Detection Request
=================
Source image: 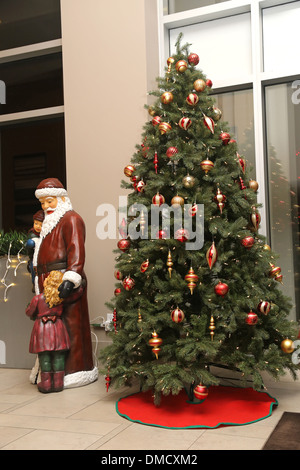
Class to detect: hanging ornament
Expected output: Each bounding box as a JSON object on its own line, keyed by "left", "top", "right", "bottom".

{"left": 171, "top": 195, "right": 184, "bottom": 207}
{"left": 250, "top": 206, "right": 261, "bottom": 231}
{"left": 131, "top": 175, "right": 138, "bottom": 191}
{"left": 113, "top": 308, "right": 117, "bottom": 333}
{"left": 257, "top": 301, "right": 271, "bottom": 315}
{"left": 182, "top": 174, "right": 195, "bottom": 188}
{"left": 166, "top": 146, "right": 178, "bottom": 158}
{"left": 241, "top": 235, "right": 255, "bottom": 249}
{"left": 153, "top": 151, "right": 158, "bottom": 174}
{"left": 184, "top": 267, "right": 198, "bottom": 294}
{"left": 212, "top": 106, "right": 222, "bottom": 121}
{"left": 214, "top": 187, "right": 226, "bottom": 214}
{"left": 159, "top": 122, "right": 172, "bottom": 135}
{"left": 166, "top": 250, "right": 173, "bottom": 278}
{"left": 203, "top": 114, "right": 215, "bottom": 134}
{"left": 200, "top": 159, "right": 214, "bottom": 174}
{"left": 219, "top": 132, "right": 231, "bottom": 145}
{"left": 148, "top": 107, "right": 155, "bottom": 117}
{"left": 281, "top": 338, "right": 294, "bottom": 354}
{"left": 193, "top": 79, "right": 206, "bottom": 92}
{"left": 188, "top": 202, "right": 198, "bottom": 217}
{"left": 140, "top": 210, "right": 146, "bottom": 236}
{"left": 148, "top": 331, "right": 163, "bottom": 359}
{"left": 124, "top": 165, "right": 136, "bottom": 178}
{"left": 175, "top": 228, "right": 189, "bottom": 242}
{"left": 117, "top": 239, "right": 130, "bottom": 252}
{"left": 275, "top": 272, "right": 283, "bottom": 284}
{"left": 188, "top": 52, "right": 199, "bottom": 65}
{"left": 152, "top": 116, "right": 161, "bottom": 127}
{"left": 237, "top": 154, "right": 246, "bottom": 174}
{"left": 175, "top": 59, "right": 188, "bottom": 73}
{"left": 167, "top": 57, "right": 175, "bottom": 73}
{"left": 206, "top": 241, "right": 218, "bottom": 269}
{"left": 136, "top": 179, "right": 146, "bottom": 192}
{"left": 152, "top": 192, "right": 165, "bottom": 206}
{"left": 156, "top": 229, "right": 167, "bottom": 239}
{"left": 239, "top": 177, "right": 247, "bottom": 190}
{"left": 114, "top": 270, "right": 123, "bottom": 280}
{"left": 249, "top": 179, "right": 259, "bottom": 192}
{"left": 105, "top": 368, "right": 111, "bottom": 392}
{"left": 122, "top": 276, "right": 135, "bottom": 291}
{"left": 214, "top": 282, "right": 229, "bottom": 297}
{"left": 140, "top": 259, "right": 149, "bottom": 273}
{"left": 171, "top": 307, "right": 185, "bottom": 323}
{"left": 114, "top": 287, "right": 121, "bottom": 296}
{"left": 186, "top": 93, "right": 199, "bottom": 106}
{"left": 178, "top": 117, "right": 192, "bottom": 130}
{"left": 269, "top": 263, "right": 281, "bottom": 278}
{"left": 209, "top": 315, "right": 215, "bottom": 341}
{"left": 119, "top": 217, "right": 127, "bottom": 238}
{"left": 138, "top": 308, "right": 142, "bottom": 324}
{"left": 161, "top": 91, "right": 173, "bottom": 104}
{"left": 245, "top": 310, "right": 258, "bottom": 325}
{"left": 263, "top": 244, "right": 271, "bottom": 251}
{"left": 194, "top": 384, "right": 209, "bottom": 400}
{"left": 206, "top": 79, "right": 213, "bottom": 88}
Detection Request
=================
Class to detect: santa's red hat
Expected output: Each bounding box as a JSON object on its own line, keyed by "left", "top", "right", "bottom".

{"left": 35, "top": 178, "right": 67, "bottom": 199}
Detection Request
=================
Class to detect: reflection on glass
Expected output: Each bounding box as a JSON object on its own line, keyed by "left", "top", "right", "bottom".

{"left": 0, "top": 0, "right": 61, "bottom": 51}
{"left": 0, "top": 53, "right": 64, "bottom": 115}
{"left": 213, "top": 89, "right": 255, "bottom": 178}
{"left": 165, "top": 0, "right": 229, "bottom": 14}
{"left": 265, "top": 83, "right": 300, "bottom": 321}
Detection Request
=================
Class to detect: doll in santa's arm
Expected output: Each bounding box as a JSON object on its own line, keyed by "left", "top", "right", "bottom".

{"left": 25, "top": 270, "right": 84, "bottom": 393}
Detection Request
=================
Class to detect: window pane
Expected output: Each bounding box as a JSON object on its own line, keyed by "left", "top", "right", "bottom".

{"left": 263, "top": 2, "right": 300, "bottom": 73}
{"left": 0, "top": 53, "right": 63, "bottom": 115}
{"left": 265, "top": 82, "right": 300, "bottom": 321}
{"left": 165, "top": 0, "right": 229, "bottom": 15}
{"left": 213, "top": 89, "right": 255, "bottom": 179}
{"left": 0, "top": 0, "right": 61, "bottom": 51}
{"left": 169, "top": 13, "right": 252, "bottom": 82}
{"left": 0, "top": 118, "right": 66, "bottom": 231}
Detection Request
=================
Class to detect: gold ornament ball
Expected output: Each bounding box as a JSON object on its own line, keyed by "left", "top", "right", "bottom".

{"left": 161, "top": 91, "right": 174, "bottom": 104}
{"left": 194, "top": 79, "right": 206, "bottom": 92}
{"left": 281, "top": 338, "right": 294, "bottom": 354}
{"left": 182, "top": 175, "right": 195, "bottom": 188}
{"left": 171, "top": 195, "right": 184, "bottom": 207}
{"left": 249, "top": 179, "right": 259, "bottom": 192}
{"left": 212, "top": 106, "right": 222, "bottom": 121}
{"left": 175, "top": 59, "right": 188, "bottom": 73}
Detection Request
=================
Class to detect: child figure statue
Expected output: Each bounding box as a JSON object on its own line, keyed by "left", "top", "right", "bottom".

{"left": 25, "top": 270, "right": 80, "bottom": 393}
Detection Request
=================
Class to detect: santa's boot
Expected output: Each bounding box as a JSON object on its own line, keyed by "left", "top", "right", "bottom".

{"left": 53, "top": 371, "right": 65, "bottom": 392}
{"left": 37, "top": 372, "right": 53, "bottom": 393}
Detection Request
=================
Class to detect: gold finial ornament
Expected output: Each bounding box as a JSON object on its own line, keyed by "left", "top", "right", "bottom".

{"left": 166, "top": 250, "right": 173, "bottom": 278}
{"left": 209, "top": 315, "right": 215, "bottom": 340}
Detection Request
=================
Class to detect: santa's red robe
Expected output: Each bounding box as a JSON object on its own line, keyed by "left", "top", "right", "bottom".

{"left": 34, "top": 210, "right": 94, "bottom": 378}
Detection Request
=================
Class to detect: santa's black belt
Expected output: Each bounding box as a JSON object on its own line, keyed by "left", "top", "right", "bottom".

{"left": 34, "top": 260, "right": 67, "bottom": 276}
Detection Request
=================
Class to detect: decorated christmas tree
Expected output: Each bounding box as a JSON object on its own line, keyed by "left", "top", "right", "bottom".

{"left": 100, "top": 35, "right": 299, "bottom": 405}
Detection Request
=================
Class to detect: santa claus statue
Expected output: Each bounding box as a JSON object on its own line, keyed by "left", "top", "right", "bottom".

{"left": 32, "top": 177, "right": 98, "bottom": 389}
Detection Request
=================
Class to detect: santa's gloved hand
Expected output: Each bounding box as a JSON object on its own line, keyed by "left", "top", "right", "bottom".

{"left": 58, "top": 280, "right": 75, "bottom": 299}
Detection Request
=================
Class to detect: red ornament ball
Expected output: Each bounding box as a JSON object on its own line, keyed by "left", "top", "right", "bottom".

{"left": 166, "top": 146, "right": 178, "bottom": 158}
{"left": 214, "top": 282, "right": 229, "bottom": 297}
{"left": 194, "top": 384, "right": 209, "bottom": 400}
{"left": 178, "top": 117, "right": 192, "bottom": 130}
{"left": 175, "top": 228, "right": 189, "bottom": 242}
{"left": 241, "top": 236, "right": 255, "bottom": 249}
{"left": 188, "top": 53, "right": 199, "bottom": 66}
{"left": 152, "top": 192, "right": 165, "bottom": 206}
{"left": 114, "top": 270, "right": 123, "bottom": 280}
{"left": 186, "top": 93, "right": 199, "bottom": 106}
{"left": 257, "top": 301, "right": 271, "bottom": 315}
{"left": 152, "top": 116, "right": 161, "bottom": 126}
{"left": 171, "top": 307, "right": 185, "bottom": 323}
{"left": 156, "top": 229, "right": 167, "bottom": 239}
{"left": 122, "top": 276, "right": 135, "bottom": 291}
{"left": 245, "top": 311, "right": 258, "bottom": 325}
{"left": 219, "top": 132, "right": 231, "bottom": 145}
{"left": 206, "top": 79, "right": 213, "bottom": 88}
{"left": 114, "top": 288, "right": 121, "bottom": 296}
{"left": 117, "top": 239, "right": 130, "bottom": 252}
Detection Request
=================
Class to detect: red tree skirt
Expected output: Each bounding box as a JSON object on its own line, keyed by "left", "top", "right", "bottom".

{"left": 116, "top": 386, "right": 278, "bottom": 429}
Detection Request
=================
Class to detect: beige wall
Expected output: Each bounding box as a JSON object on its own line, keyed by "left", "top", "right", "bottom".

{"left": 60, "top": 0, "right": 159, "bottom": 321}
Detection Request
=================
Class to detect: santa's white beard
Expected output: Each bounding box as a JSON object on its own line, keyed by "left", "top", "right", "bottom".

{"left": 32, "top": 196, "right": 73, "bottom": 293}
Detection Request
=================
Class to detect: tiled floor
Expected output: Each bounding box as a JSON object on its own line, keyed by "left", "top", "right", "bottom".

{"left": 0, "top": 367, "right": 299, "bottom": 450}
